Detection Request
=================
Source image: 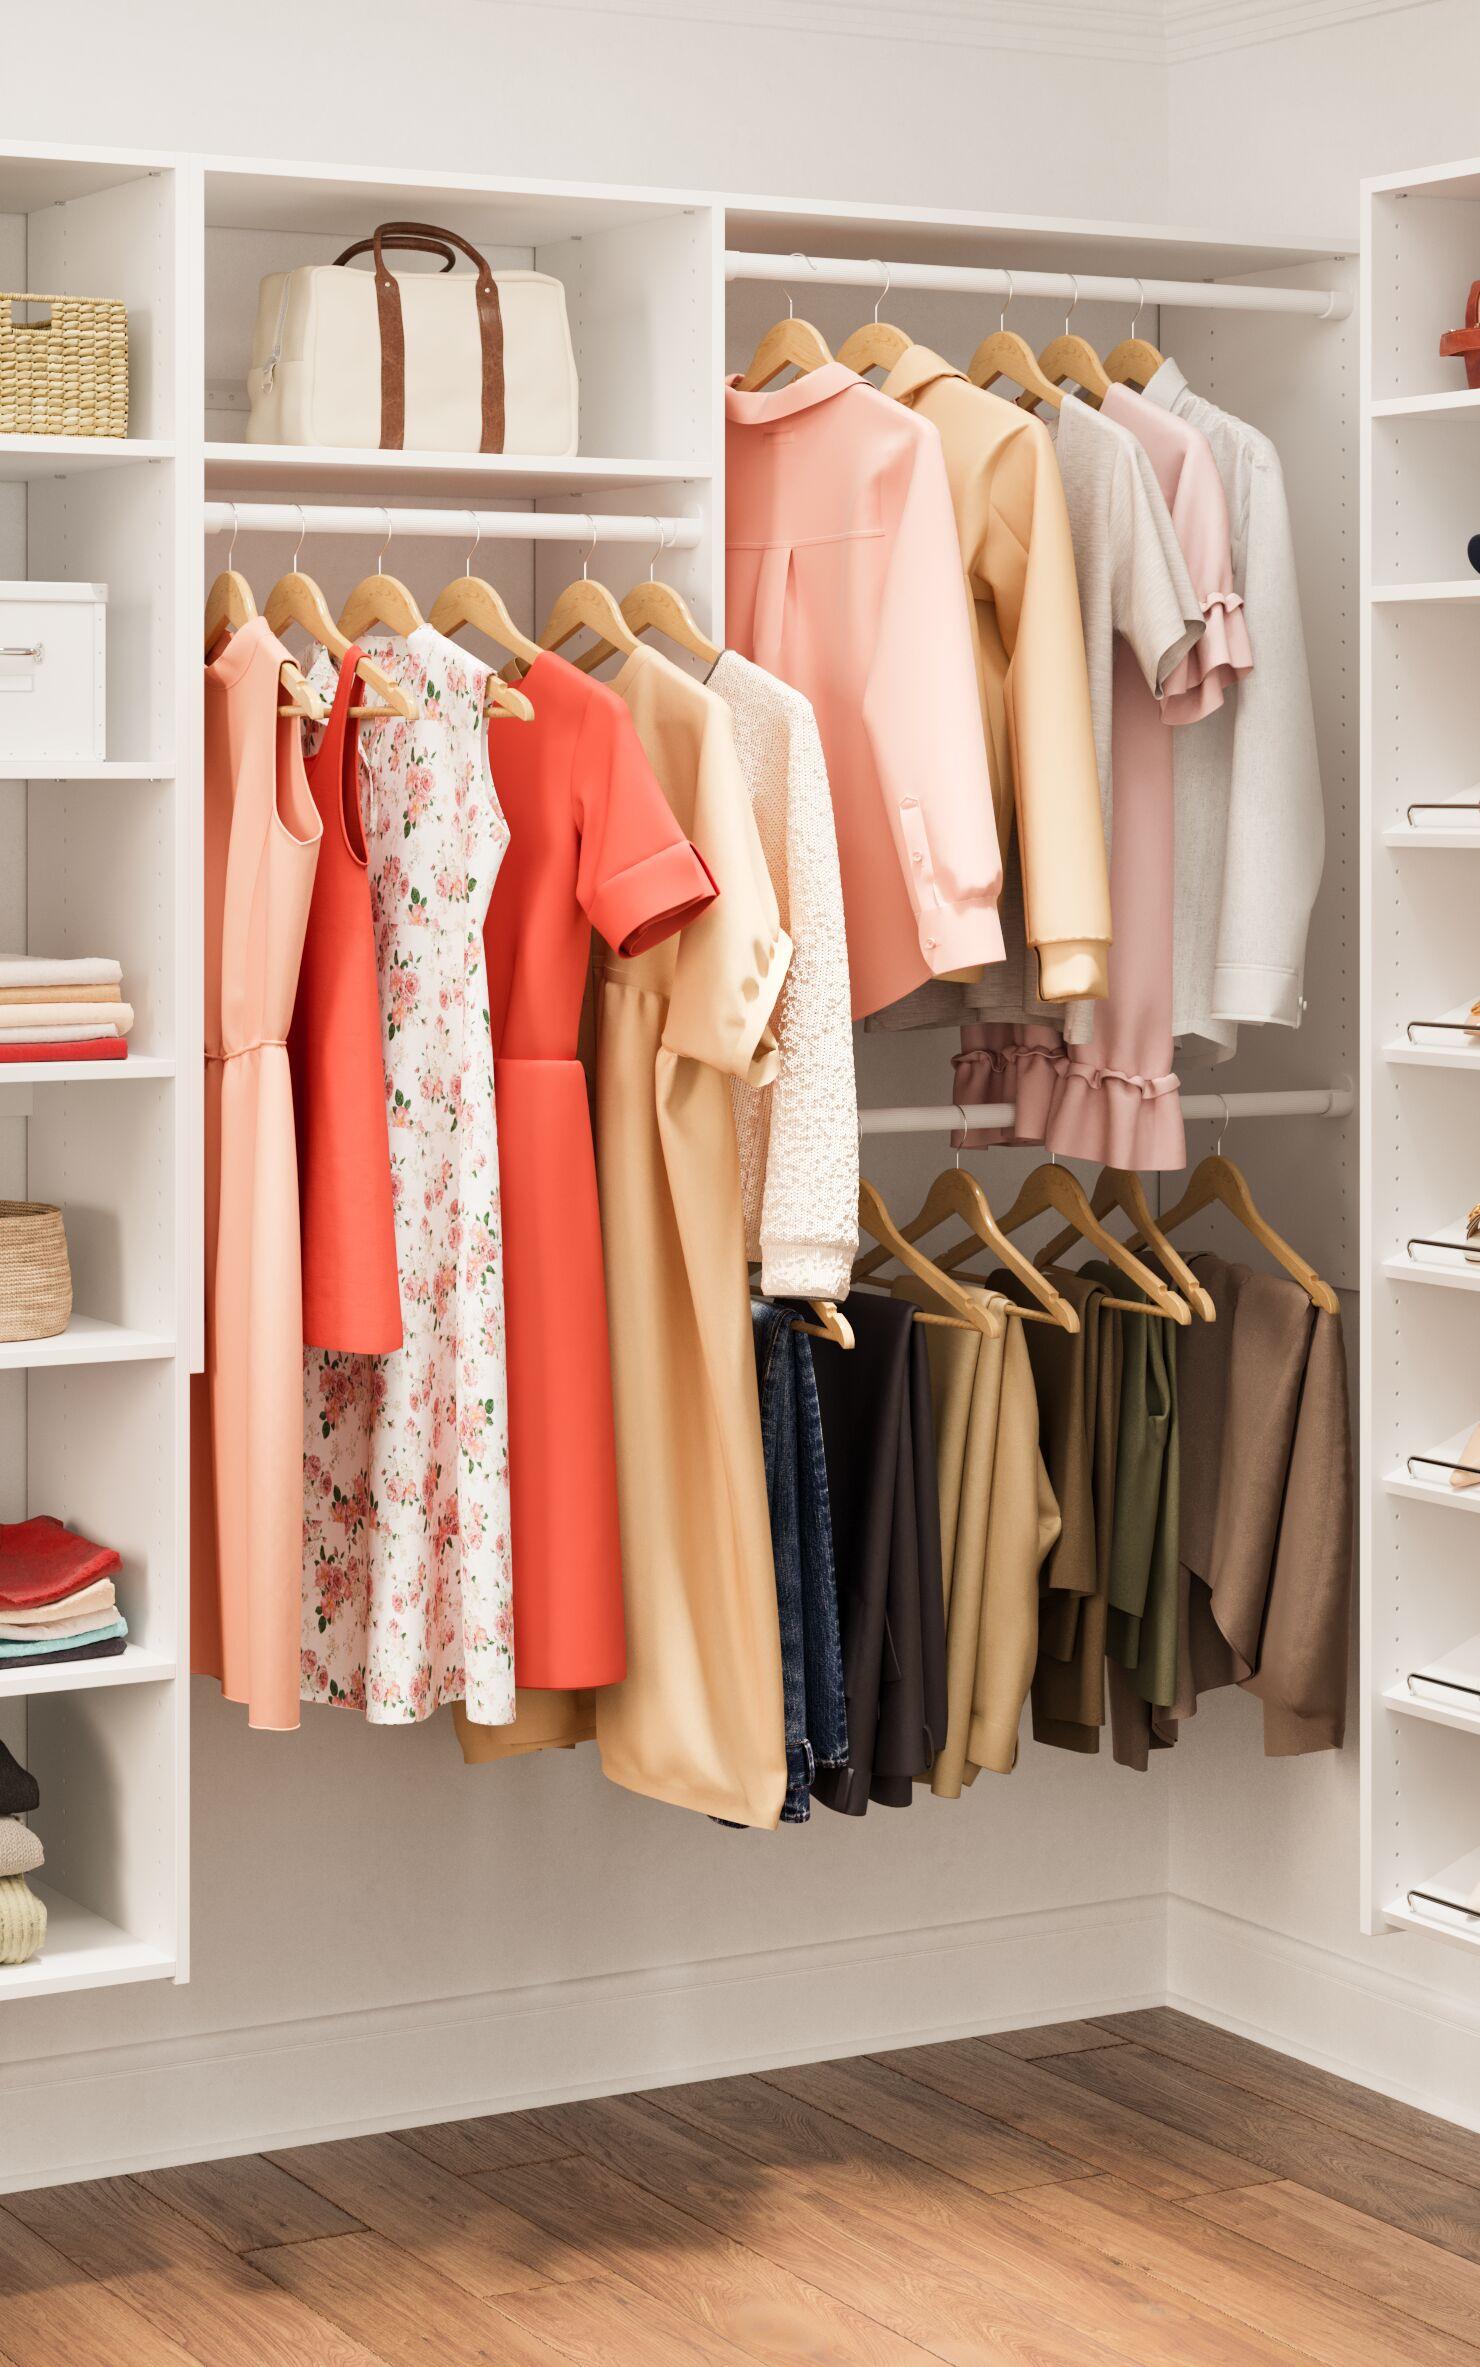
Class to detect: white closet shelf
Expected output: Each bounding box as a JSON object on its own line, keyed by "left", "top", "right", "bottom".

{"left": 1385, "top": 1003, "right": 1480, "bottom": 1068}
{"left": 0, "top": 1645, "right": 175, "bottom": 1703}
{"left": 1371, "top": 390, "right": 1480, "bottom": 418}
{"left": 0, "top": 1055, "right": 174, "bottom": 1087}
{"left": 0, "top": 1884, "right": 174, "bottom": 2002}
{"left": 0, "top": 434, "right": 174, "bottom": 481}
{"left": 1384, "top": 1890, "right": 1480, "bottom": 1953}
{"left": 0, "top": 1316, "right": 174, "bottom": 1372}
{"left": 1384, "top": 1422, "right": 1480, "bottom": 1510}
{"left": 1383, "top": 820, "right": 1480, "bottom": 850}
{"left": 205, "top": 443, "right": 711, "bottom": 499}
{"left": 0, "top": 759, "right": 174, "bottom": 784}
{"left": 1371, "top": 581, "right": 1480, "bottom": 605}
{"left": 1382, "top": 1257, "right": 1480, "bottom": 1295}
{"left": 1385, "top": 1675, "right": 1480, "bottom": 1739}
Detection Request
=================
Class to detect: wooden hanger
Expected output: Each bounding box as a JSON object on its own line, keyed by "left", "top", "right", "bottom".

{"left": 338, "top": 509, "right": 426, "bottom": 644}
{"left": 967, "top": 270, "right": 1063, "bottom": 412}
{"left": 429, "top": 515, "right": 544, "bottom": 672}
{"left": 204, "top": 516, "right": 326, "bottom": 722}
{"left": 853, "top": 1149, "right": 1079, "bottom": 1334}
{"left": 264, "top": 519, "right": 416, "bottom": 723}
{"left": 942, "top": 1161, "right": 1190, "bottom": 1323}
{"left": 1126, "top": 1149, "right": 1340, "bottom": 1315}
{"left": 1104, "top": 278, "right": 1165, "bottom": 390}
{"left": 1036, "top": 1167, "right": 1217, "bottom": 1321}
{"left": 573, "top": 521, "right": 721, "bottom": 676}
{"left": 540, "top": 518, "right": 642, "bottom": 666}
{"left": 738, "top": 260, "right": 833, "bottom": 391}
{"left": 1023, "top": 276, "right": 1110, "bottom": 410}
{"left": 835, "top": 259, "right": 914, "bottom": 377}
{"left": 852, "top": 1179, "right": 1003, "bottom": 1338}
{"left": 794, "top": 1300, "right": 856, "bottom": 1350}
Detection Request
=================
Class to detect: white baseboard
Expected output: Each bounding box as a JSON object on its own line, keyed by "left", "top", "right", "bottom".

{"left": 0, "top": 1892, "right": 1166, "bottom": 2193}
{"left": 1167, "top": 1893, "right": 1480, "bottom": 2133}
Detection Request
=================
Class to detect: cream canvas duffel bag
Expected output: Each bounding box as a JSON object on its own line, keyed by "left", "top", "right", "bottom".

{"left": 246, "top": 220, "right": 578, "bottom": 455}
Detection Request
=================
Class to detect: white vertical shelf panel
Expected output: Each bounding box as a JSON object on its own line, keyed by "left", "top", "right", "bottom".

{"left": 1362, "top": 155, "right": 1480, "bottom": 1944}
{"left": 0, "top": 141, "right": 189, "bottom": 2008}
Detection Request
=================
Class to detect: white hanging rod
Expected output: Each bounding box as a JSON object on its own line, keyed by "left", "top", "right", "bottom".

{"left": 860, "top": 1085, "right": 1354, "bottom": 1137}
{"left": 203, "top": 503, "right": 703, "bottom": 547}
{"left": 724, "top": 249, "right": 1352, "bottom": 323}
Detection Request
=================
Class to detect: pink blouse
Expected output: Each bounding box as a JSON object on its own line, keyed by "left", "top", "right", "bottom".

{"left": 726, "top": 365, "right": 1003, "bottom": 1018}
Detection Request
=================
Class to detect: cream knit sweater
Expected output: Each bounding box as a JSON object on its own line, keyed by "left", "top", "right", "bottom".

{"left": 0, "top": 1873, "right": 46, "bottom": 1965}
{"left": 712, "top": 652, "right": 858, "bottom": 1300}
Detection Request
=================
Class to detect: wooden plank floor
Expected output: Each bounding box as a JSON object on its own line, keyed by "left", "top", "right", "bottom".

{"left": 6, "top": 2010, "right": 1480, "bottom": 2365}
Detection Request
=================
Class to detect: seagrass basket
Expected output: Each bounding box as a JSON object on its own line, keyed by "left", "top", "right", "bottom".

{"left": 0, "top": 1202, "right": 72, "bottom": 1342}
{"left": 0, "top": 292, "right": 128, "bottom": 439}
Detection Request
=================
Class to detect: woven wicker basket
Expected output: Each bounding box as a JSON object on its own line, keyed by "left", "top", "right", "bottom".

{"left": 0, "top": 1202, "right": 72, "bottom": 1343}
{"left": 0, "top": 292, "right": 128, "bottom": 440}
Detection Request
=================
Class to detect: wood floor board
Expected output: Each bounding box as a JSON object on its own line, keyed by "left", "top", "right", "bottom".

{"left": 1, "top": 2175, "right": 385, "bottom": 2367}
{"left": 472, "top": 2147, "right": 944, "bottom": 2366}
{"left": 1009, "top": 2173, "right": 1480, "bottom": 2367}
{"left": 260, "top": 2131, "right": 570, "bottom": 2298}
{"left": 1096, "top": 2009, "right": 1480, "bottom": 2192}
{"left": 982, "top": 2021, "right": 1127, "bottom": 2061}
{"left": 869, "top": 2035, "right": 1278, "bottom": 2197}
{"left": 758, "top": 2052, "right": 1087, "bottom": 2194}
{"left": 246, "top": 2229, "right": 568, "bottom": 2365}
{"left": 1189, "top": 2179, "right": 1480, "bottom": 2349}
{"left": 1045, "top": 2042, "right": 1480, "bottom": 2264}
{"left": 139, "top": 2150, "right": 364, "bottom": 2251}
{"left": 392, "top": 2113, "right": 581, "bottom": 2180}
{"left": 0, "top": 2204, "right": 200, "bottom": 2367}
{"left": 495, "top": 2272, "right": 778, "bottom": 2366}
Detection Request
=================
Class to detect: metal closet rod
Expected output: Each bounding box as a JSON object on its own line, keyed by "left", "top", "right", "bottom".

{"left": 202, "top": 503, "right": 703, "bottom": 546}
{"left": 859, "top": 1085, "right": 1354, "bottom": 1137}
{"left": 724, "top": 249, "right": 1352, "bottom": 322}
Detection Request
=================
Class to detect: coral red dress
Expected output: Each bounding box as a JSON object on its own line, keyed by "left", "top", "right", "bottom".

{"left": 288, "top": 647, "right": 402, "bottom": 1353}
{"left": 479, "top": 651, "right": 716, "bottom": 1691}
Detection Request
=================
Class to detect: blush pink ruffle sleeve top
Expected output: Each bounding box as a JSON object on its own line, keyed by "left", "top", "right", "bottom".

{"left": 726, "top": 364, "right": 1004, "bottom": 1019}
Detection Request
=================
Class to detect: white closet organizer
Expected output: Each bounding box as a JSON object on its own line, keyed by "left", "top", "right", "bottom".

{"left": 0, "top": 141, "right": 194, "bottom": 2001}
{"left": 1361, "top": 154, "right": 1480, "bottom": 1952}
{"left": 0, "top": 141, "right": 1357, "bottom": 2005}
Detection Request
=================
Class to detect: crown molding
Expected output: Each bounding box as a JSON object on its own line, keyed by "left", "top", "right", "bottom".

{"left": 493, "top": 0, "right": 1437, "bottom": 62}
{"left": 1164, "top": 0, "right": 1438, "bottom": 62}
{"left": 489, "top": 1, "right": 1168, "bottom": 64}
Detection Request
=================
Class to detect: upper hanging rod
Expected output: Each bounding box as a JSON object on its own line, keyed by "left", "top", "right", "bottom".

{"left": 203, "top": 503, "right": 703, "bottom": 547}
{"left": 859, "top": 1085, "right": 1354, "bottom": 1137}
{"left": 724, "top": 250, "right": 1352, "bottom": 323}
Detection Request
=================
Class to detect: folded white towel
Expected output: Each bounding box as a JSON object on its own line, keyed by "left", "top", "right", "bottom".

{"left": 0, "top": 1001, "right": 132, "bottom": 1037}
{"left": 0, "top": 1580, "right": 116, "bottom": 1629}
{"left": 0, "top": 1607, "right": 113, "bottom": 1640}
{"left": 0, "top": 957, "right": 122, "bottom": 989}
{"left": 0, "top": 1024, "right": 120, "bottom": 1043}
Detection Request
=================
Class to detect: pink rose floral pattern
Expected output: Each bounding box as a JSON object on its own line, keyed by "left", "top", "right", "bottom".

{"left": 301, "top": 628, "right": 515, "bottom": 1724}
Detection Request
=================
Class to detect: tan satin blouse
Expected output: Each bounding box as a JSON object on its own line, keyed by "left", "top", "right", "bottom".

{"left": 881, "top": 345, "right": 1110, "bottom": 1006}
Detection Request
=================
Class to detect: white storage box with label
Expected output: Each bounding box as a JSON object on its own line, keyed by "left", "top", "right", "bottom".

{"left": 0, "top": 582, "right": 107, "bottom": 765}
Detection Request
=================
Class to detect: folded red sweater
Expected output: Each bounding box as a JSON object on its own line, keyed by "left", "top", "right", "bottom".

{"left": 0, "top": 1039, "right": 127, "bottom": 1062}
{"left": 0, "top": 1515, "right": 123, "bottom": 1609}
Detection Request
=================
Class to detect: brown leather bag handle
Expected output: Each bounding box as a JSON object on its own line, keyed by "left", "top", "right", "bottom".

{"left": 336, "top": 220, "right": 505, "bottom": 454}
{"left": 333, "top": 232, "right": 460, "bottom": 274}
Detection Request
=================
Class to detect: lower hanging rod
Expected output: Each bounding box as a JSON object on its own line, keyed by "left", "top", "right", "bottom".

{"left": 724, "top": 249, "right": 1352, "bottom": 323}
{"left": 203, "top": 502, "right": 703, "bottom": 548}
{"left": 860, "top": 1085, "right": 1354, "bottom": 1137}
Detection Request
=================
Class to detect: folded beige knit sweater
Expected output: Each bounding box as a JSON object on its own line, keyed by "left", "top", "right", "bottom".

{"left": 0, "top": 1873, "right": 46, "bottom": 1964}
{"left": 0, "top": 1818, "right": 43, "bottom": 1879}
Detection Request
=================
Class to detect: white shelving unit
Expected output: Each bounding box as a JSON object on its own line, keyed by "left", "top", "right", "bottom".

{"left": 1362, "top": 153, "right": 1480, "bottom": 1952}
{"left": 0, "top": 139, "right": 193, "bottom": 2002}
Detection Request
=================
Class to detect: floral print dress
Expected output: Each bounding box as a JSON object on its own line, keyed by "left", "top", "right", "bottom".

{"left": 301, "top": 626, "right": 514, "bottom": 1724}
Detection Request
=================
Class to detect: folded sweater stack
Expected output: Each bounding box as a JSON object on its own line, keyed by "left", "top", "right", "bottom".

{"left": 0, "top": 956, "right": 134, "bottom": 1062}
{"left": 0, "top": 1737, "right": 45, "bottom": 1966}
{"left": 0, "top": 1515, "right": 128, "bottom": 1667}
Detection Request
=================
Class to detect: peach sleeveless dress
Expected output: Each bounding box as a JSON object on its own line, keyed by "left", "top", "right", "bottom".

{"left": 192, "top": 618, "right": 322, "bottom": 1730}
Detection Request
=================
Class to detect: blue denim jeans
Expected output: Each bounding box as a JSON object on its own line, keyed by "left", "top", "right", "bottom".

{"left": 752, "top": 1300, "right": 848, "bottom": 1821}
